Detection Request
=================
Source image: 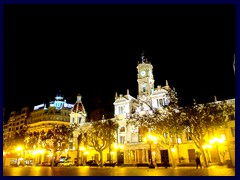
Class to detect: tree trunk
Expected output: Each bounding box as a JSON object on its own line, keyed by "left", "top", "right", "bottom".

{"left": 109, "top": 144, "right": 112, "bottom": 163}
{"left": 176, "top": 143, "right": 181, "bottom": 163}
{"left": 200, "top": 145, "right": 208, "bottom": 167}
{"left": 51, "top": 150, "right": 56, "bottom": 167}
{"left": 100, "top": 151, "right": 103, "bottom": 167}
{"left": 76, "top": 146, "right": 79, "bottom": 166}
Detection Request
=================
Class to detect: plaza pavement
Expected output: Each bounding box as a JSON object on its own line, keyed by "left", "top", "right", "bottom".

{"left": 3, "top": 164, "right": 236, "bottom": 176}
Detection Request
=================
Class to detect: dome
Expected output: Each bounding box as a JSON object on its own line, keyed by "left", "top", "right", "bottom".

{"left": 71, "top": 94, "right": 86, "bottom": 114}
{"left": 72, "top": 103, "right": 85, "bottom": 113}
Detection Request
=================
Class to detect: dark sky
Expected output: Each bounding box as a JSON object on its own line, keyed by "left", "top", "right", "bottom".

{"left": 3, "top": 4, "right": 235, "bottom": 121}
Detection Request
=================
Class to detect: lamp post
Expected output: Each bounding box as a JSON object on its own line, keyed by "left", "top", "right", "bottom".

{"left": 114, "top": 143, "right": 124, "bottom": 166}
{"left": 144, "top": 134, "right": 157, "bottom": 169}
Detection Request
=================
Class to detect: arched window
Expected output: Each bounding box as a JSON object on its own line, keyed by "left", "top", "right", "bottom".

{"left": 78, "top": 117, "right": 81, "bottom": 124}
{"left": 120, "top": 126, "right": 125, "bottom": 132}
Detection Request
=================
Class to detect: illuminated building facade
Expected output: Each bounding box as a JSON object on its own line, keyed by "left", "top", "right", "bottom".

{"left": 3, "top": 54, "right": 235, "bottom": 167}
{"left": 3, "top": 91, "right": 74, "bottom": 166}
{"left": 3, "top": 107, "right": 30, "bottom": 142}
{"left": 112, "top": 54, "right": 235, "bottom": 167}
{"left": 27, "top": 91, "right": 74, "bottom": 132}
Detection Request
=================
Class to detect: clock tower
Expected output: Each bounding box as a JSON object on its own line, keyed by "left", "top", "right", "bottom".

{"left": 137, "top": 52, "right": 155, "bottom": 96}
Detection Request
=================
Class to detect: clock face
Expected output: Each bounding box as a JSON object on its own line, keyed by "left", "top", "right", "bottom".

{"left": 140, "top": 71, "right": 146, "bottom": 76}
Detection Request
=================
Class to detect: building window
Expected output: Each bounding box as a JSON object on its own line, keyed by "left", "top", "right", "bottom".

{"left": 72, "top": 117, "right": 74, "bottom": 124}
{"left": 120, "top": 127, "right": 125, "bottom": 132}
{"left": 142, "top": 83, "right": 146, "bottom": 93}
{"left": 157, "top": 99, "right": 164, "bottom": 107}
{"left": 78, "top": 117, "right": 81, "bottom": 124}
{"left": 229, "top": 114, "right": 235, "bottom": 120}
{"left": 118, "top": 106, "right": 124, "bottom": 114}
{"left": 120, "top": 136, "right": 125, "bottom": 144}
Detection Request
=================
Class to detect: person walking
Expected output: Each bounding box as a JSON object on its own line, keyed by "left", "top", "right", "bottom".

{"left": 195, "top": 156, "right": 202, "bottom": 169}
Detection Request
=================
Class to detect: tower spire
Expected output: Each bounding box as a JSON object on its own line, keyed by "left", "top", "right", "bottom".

{"left": 141, "top": 50, "right": 146, "bottom": 63}
{"left": 166, "top": 80, "right": 168, "bottom": 86}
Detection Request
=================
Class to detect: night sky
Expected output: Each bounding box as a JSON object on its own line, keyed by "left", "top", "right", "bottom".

{"left": 3, "top": 4, "right": 235, "bottom": 121}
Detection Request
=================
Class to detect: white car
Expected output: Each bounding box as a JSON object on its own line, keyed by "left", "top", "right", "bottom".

{"left": 57, "top": 160, "right": 74, "bottom": 167}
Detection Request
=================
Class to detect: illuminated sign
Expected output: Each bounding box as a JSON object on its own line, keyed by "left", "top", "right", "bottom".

{"left": 64, "top": 103, "right": 74, "bottom": 108}
{"left": 34, "top": 103, "right": 45, "bottom": 110}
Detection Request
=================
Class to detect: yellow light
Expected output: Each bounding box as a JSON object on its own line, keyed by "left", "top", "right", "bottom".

{"left": 32, "top": 150, "right": 37, "bottom": 155}
{"left": 80, "top": 146, "right": 86, "bottom": 151}
{"left": 171, "top": 148, "right": 175, "bottom": 152}
{"left": 16, "top": 146, "right": 23, "bottom": 151}
{"left": 209, "top": 135, "right": 226, "bottom": 145}
{"left": 202, "top": 144, "right": 212, "bottom": 149}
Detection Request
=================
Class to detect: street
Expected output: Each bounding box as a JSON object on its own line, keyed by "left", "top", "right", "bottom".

{"left": 3, "top": 165, "right": 235, "bottom": 176}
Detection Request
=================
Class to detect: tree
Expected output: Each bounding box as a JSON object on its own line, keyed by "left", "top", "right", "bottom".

{"left": 86, "top": 119, "right": 117, "bottom": 167}
{"left": 105, "top": 119, "right": 119, "bottom": 163}
{"left": 70, "top": 123, "right": 88, "bottom": 166}
{"left": 181, "top": 99, "right": 235, "bottom": 167}
{"left": 146, "top": 88, "right": 183, "bottom": 167}
{"left": 41, "top": 124, "right": 72, "bottom": 167}
{"left": 3, "top": 125, "right": 28, "bottom": 152}
{"left": 127, "top": 88, "right": 182, "bottom": 167}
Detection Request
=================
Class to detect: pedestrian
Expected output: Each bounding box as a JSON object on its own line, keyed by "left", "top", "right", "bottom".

{"left": 195, "top": 156, "right": 202, "bottom": 169}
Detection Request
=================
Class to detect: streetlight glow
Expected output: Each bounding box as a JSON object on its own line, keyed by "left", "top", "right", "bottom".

{"left": 145, "top": 133, "right": 157, "bottom": 169}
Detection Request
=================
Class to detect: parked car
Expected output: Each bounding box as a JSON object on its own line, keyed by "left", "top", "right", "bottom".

{"left": 103, "top": 160, "right": 117, "bottom": 167}
{"left": 41, "top": 162, "right": 51, "bottom": 166}
{"left": 57, "top": 160, "right": 74, "bottom": 167}
{"left": 86, "top": 160, "right": 99, "bottom": 167}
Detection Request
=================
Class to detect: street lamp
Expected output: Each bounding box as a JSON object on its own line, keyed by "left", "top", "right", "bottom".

{"left": 209, "top": 135, "right": 226, "bottom": 165}
{"left": 144, "top": 134, "right": 157, "bottom": 169}
{"left": 114, "top": 143, "right": 124, "bottom": 166}
{"left": 15, "top": 146, "right": 23, "bottom": 166}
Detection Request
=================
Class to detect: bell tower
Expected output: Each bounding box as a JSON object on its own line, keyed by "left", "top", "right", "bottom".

{"left": 137, "top": 52, "right": 155, "bottom": 97}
